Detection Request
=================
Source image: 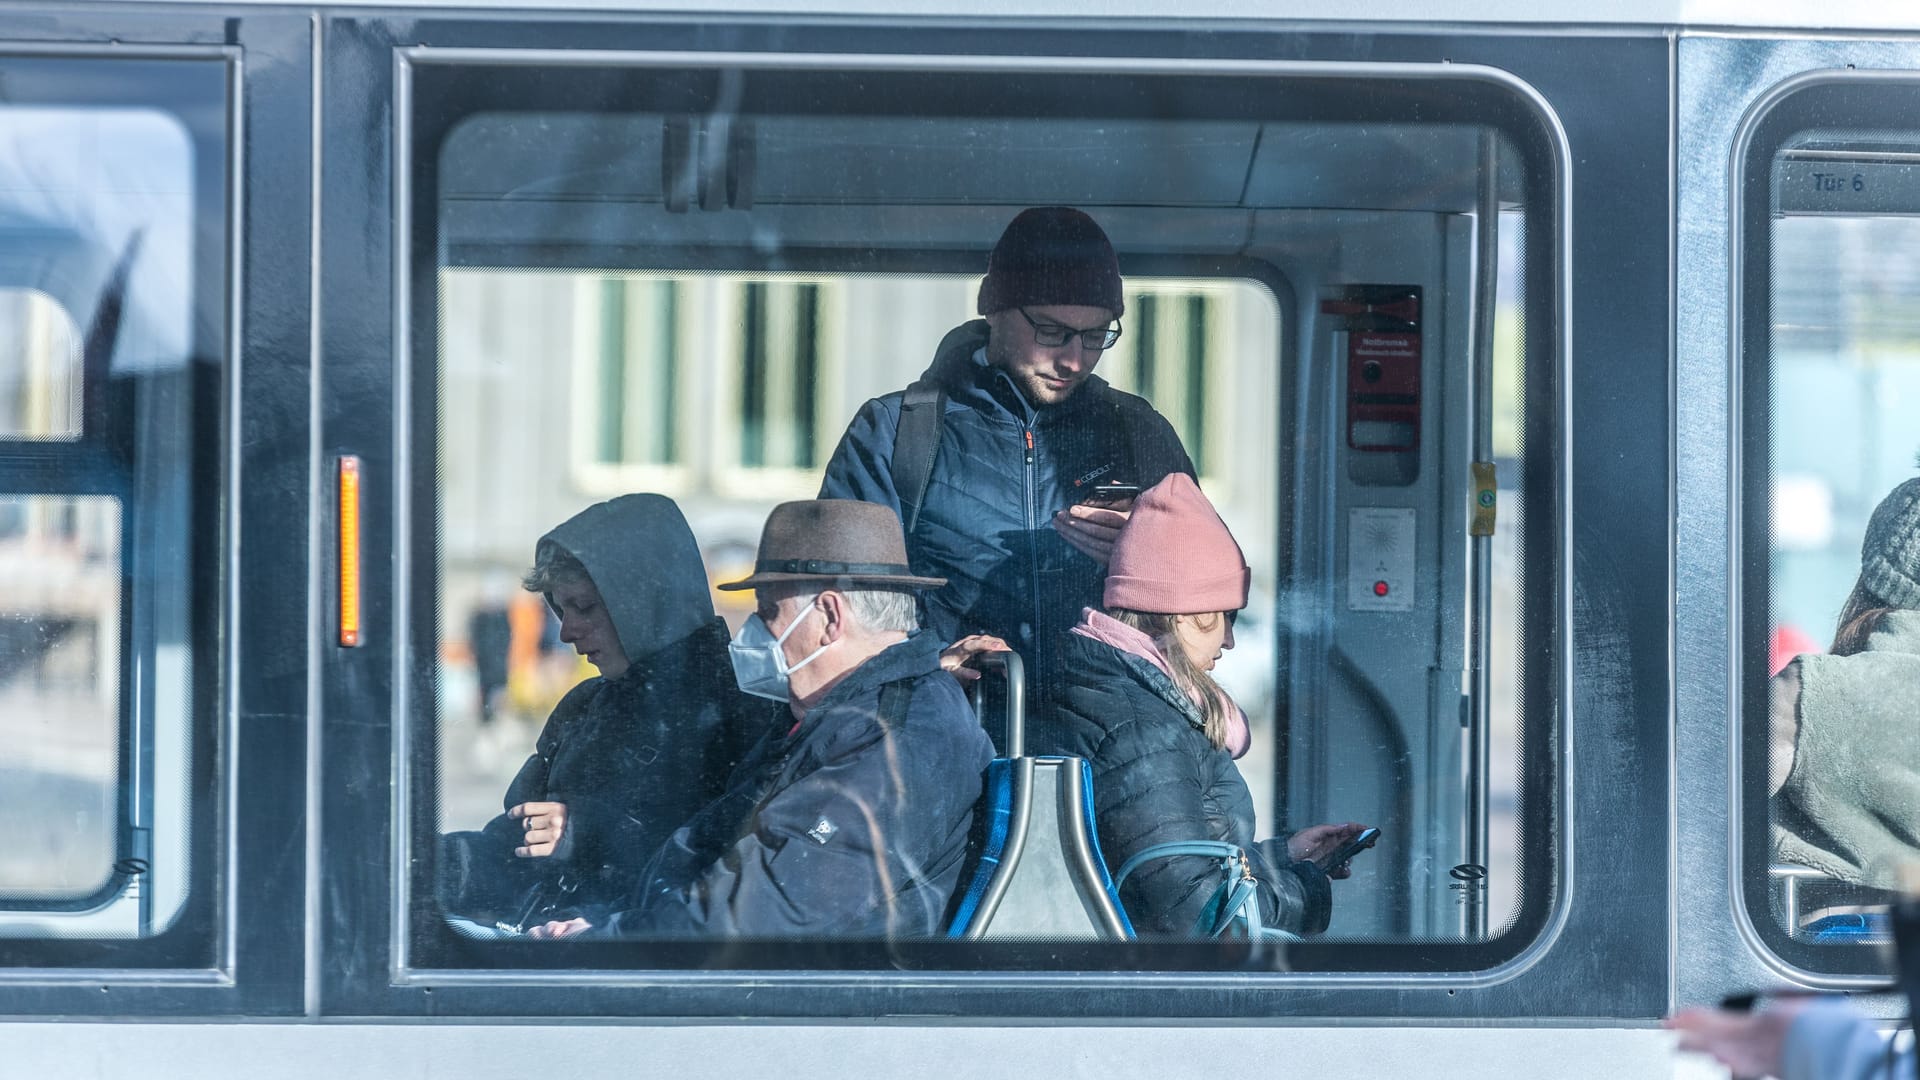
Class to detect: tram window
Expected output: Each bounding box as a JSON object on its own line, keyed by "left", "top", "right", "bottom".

{"left": 406, "top": 63, "right": 1562, "bottom": 973}
{"left": 1734, "top": 83, "right": 1920, "bottom": 976}
{"left": 0, "top": 84, "right": 224, "bottom": 949}
{"left": 0, "top": 494, "right": 120, "bottom": 901}
{"left": 1752, "top": 200, "right": 1920, "bottom": 962}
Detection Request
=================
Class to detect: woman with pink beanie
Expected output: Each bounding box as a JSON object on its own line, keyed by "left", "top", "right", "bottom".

{"left": 1033, "top": 473, "right": 1369, "bottom": 937}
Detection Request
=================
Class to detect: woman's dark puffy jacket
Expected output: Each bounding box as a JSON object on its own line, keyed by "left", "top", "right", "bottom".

{"left": 1034, "top": 631, "right": 1331, "bottom": 936}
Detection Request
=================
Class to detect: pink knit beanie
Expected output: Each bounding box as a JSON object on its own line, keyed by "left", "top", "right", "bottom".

{"left": 1104, "top": 474, "right": 1250, "bottom": 615}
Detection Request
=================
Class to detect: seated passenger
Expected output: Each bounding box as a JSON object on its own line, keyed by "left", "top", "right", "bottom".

{"left": 438, "top": 494, "right": 755, "bottom": 930}
{"left": 1032, "top": 474, "right": 1367, "bottom": 937}
{"left": 1771, "top": 474, "right": 1920, "bottom": 890}
{"left": 531, "top": 500, "right": 995, "bottom": 939}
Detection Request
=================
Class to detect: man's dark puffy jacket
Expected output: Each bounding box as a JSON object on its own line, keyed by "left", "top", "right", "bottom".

{"left": 1033, "top": 632, "right": 1331, "bottom": 936}
{"left": 819, "top": 319, "right": 1194, "bottom": 709}
{"left": 598, "top": 631, "right": 994, "bottom": 938}
{"left": 437, "top": 494, "right": 759, "bottom": 927}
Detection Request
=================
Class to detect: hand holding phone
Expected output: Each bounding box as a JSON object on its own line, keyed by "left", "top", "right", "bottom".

{"left": 1078, "top": 482, "right": 1139, "bottom": 509}
{"left": 1055, "top": 484, "right": 1138, "bottom": 566}
{"left": 1322, "top": 826, "right": 1381, "bottom": 873}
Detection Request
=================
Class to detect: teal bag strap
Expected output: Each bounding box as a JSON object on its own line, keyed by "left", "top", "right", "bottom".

{"left": 1112, "top": 840, "right": 1242, "bottom": 887}
{"left": 1114, "top": 840, "right": 1260, "bottom": 939}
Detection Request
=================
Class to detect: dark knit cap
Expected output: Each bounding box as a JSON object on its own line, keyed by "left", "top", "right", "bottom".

{"left": 976, "top": 207, "right": 1125, "bottom": 318}
{"left": 1862, "top": 475, "right": 1920, "bottom": 608}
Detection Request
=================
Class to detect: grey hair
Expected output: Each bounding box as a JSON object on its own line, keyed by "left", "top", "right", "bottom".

{"left": 793, "top": 582, "right": 919, "bottom": 634}
{"left": 522, "top": 543, "right": 590, "bottom": 594}
{"left": 844, "top": 587, "right": 920, "bottom": 634}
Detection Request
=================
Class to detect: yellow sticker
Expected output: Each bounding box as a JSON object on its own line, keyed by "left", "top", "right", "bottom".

{"left": 1470, "top": 461, "right": 1497, "bottom": 537}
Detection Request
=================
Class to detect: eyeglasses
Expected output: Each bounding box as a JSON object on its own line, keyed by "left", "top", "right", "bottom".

{"left": 1018, "top": 307, "right": 1122, "bottom": 351}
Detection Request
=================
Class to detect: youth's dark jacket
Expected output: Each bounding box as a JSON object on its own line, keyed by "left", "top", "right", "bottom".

{"left": 598, "top": 631, "right": 994, "bottom": 938}
{"left": 819, "top": 319, "right": 1194, "bottom": 709}
{"left": 1033, "top": 631, "right": 1332, "bottom": 936}
{"left": 437, "top": 494, "right": 757, "bottom": 926}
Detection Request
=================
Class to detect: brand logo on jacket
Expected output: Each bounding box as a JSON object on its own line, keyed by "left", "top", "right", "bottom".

{"left": 1072, "top": 462, "right": 1116, "bottom": 488}
{"left": 806, "top": 818, "right": 838, "bottom": 845}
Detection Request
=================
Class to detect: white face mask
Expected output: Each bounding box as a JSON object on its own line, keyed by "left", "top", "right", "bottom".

{"left": 729, "top": 598, "right": 831, "bottom": 702}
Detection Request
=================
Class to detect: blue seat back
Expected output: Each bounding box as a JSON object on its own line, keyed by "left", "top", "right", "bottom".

{"left": 945, "top": 756, "right": 1133, "bottom": 940}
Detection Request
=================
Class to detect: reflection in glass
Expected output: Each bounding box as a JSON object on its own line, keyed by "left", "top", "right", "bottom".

{"left": 0, "top": 495, "right": 120, "bottom": 900}
{"left": 0, "top": 290, "right": 81, "bottom": 440}
{"left": 0, "top": 97, "right": 204, "bottom": 939}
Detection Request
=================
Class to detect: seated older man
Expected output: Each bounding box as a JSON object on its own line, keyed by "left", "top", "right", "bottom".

{"left": 531, "top": 499, "right": 994, "bottom": 939}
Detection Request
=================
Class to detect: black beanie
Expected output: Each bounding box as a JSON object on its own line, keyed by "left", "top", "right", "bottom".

{"left": 976, "top": 207, "right": 1125, "bottom": 318}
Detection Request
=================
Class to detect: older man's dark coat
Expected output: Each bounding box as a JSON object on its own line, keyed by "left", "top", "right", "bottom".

{"left": 598, "top": 631, "right": 994, "bottom": 938}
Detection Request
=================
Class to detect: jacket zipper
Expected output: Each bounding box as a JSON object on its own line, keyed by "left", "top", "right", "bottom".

{"left": 1022, "top": 424, "right": 1043, "bottom": 687}
{"left": 992, "top": 366, "right": 1050, "bottom": 700}
{"left": 1021, "top": 428, "right": 1036, "bottom": 530}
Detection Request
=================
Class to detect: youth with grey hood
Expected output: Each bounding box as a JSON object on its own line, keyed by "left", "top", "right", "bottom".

{"left": 437, "top": 494, "right": 761, "bottom": 927}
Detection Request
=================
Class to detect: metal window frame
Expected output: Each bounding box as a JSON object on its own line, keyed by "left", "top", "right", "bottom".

{"left": 1731, "top": 63, "right": 1920, "bottom": 987}
{"left": 315, "top": 18, "right": 1592, "bottom": 1020}
{"left": 1674, "top": 35, "right": 1920, "bottom": 1016}
{"left": 0, "top": 11, "right": 312, "bottom": 1019}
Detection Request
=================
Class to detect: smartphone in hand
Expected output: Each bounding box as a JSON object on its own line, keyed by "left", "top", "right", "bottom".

{"left": 1078, "top": 482, "right": 1140, "bottom": 509}
{"left": 1322, "top": 827, "right": 1381, "bottom": 872}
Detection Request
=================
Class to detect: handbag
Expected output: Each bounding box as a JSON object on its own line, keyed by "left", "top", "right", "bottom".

{"left": 1112, "top": 840, "right": 1299, "bottom": 941}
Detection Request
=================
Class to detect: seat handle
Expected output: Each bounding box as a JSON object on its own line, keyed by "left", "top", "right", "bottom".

{"left": 968, "top": 650, "right": 1026, "bottom": 757}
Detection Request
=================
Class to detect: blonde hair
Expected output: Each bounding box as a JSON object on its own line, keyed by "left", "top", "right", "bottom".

{"left": 1110, "top": 608, "right": 1234, "bottom": 750}
{"left": 523, "top": 544, "right": 589, "bottom": 594}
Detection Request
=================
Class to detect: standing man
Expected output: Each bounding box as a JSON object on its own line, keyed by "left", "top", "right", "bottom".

{"left": 820, "top": 206, "right": 1196, "bottom": 711}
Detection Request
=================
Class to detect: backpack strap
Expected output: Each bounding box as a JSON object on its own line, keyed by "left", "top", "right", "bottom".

{"left": 892, "top": 378, "right": 946, "bottom": 535}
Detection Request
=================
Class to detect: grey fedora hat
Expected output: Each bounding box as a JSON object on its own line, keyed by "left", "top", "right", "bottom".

{"left": 717, "top": 499, "right": 948, "bottom": 592}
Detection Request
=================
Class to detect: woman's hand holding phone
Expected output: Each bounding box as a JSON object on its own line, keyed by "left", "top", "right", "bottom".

{"left": 1287, "top": 822, "right": 1378, "bottom": 880}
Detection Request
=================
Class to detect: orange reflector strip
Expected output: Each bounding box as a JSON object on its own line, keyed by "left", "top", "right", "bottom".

{"left": 338, "top": 455, "right": 362, "bottom": 648}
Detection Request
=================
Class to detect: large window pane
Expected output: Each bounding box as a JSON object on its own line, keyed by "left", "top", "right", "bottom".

{"left": 0, "top": 84, "right": 220, "bottom": 945}
{"left": 411, "top": 63, "right": 1561, "bottom": 972}
{"left": 0, "top": 495, "right": 120, "bottom": 900}
{"left": 1761, "top": 210, "right": 1920, "bottom": 951}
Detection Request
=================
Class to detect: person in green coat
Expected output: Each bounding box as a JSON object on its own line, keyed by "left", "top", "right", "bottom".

{"left": 1770, "top": 473, "right": 1920, "bottom": 891}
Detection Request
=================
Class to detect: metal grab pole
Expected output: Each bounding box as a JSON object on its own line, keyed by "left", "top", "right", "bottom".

{"left": 1463, "top": 131, "right": 1500, "bottom": 941}
{"left": 969, "top": 650, "right": 1026, "bottom": 758}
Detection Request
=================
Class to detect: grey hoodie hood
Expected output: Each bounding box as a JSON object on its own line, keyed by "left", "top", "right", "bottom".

{"left": 536, "top": 494, "right": 714, "bottom": 669}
